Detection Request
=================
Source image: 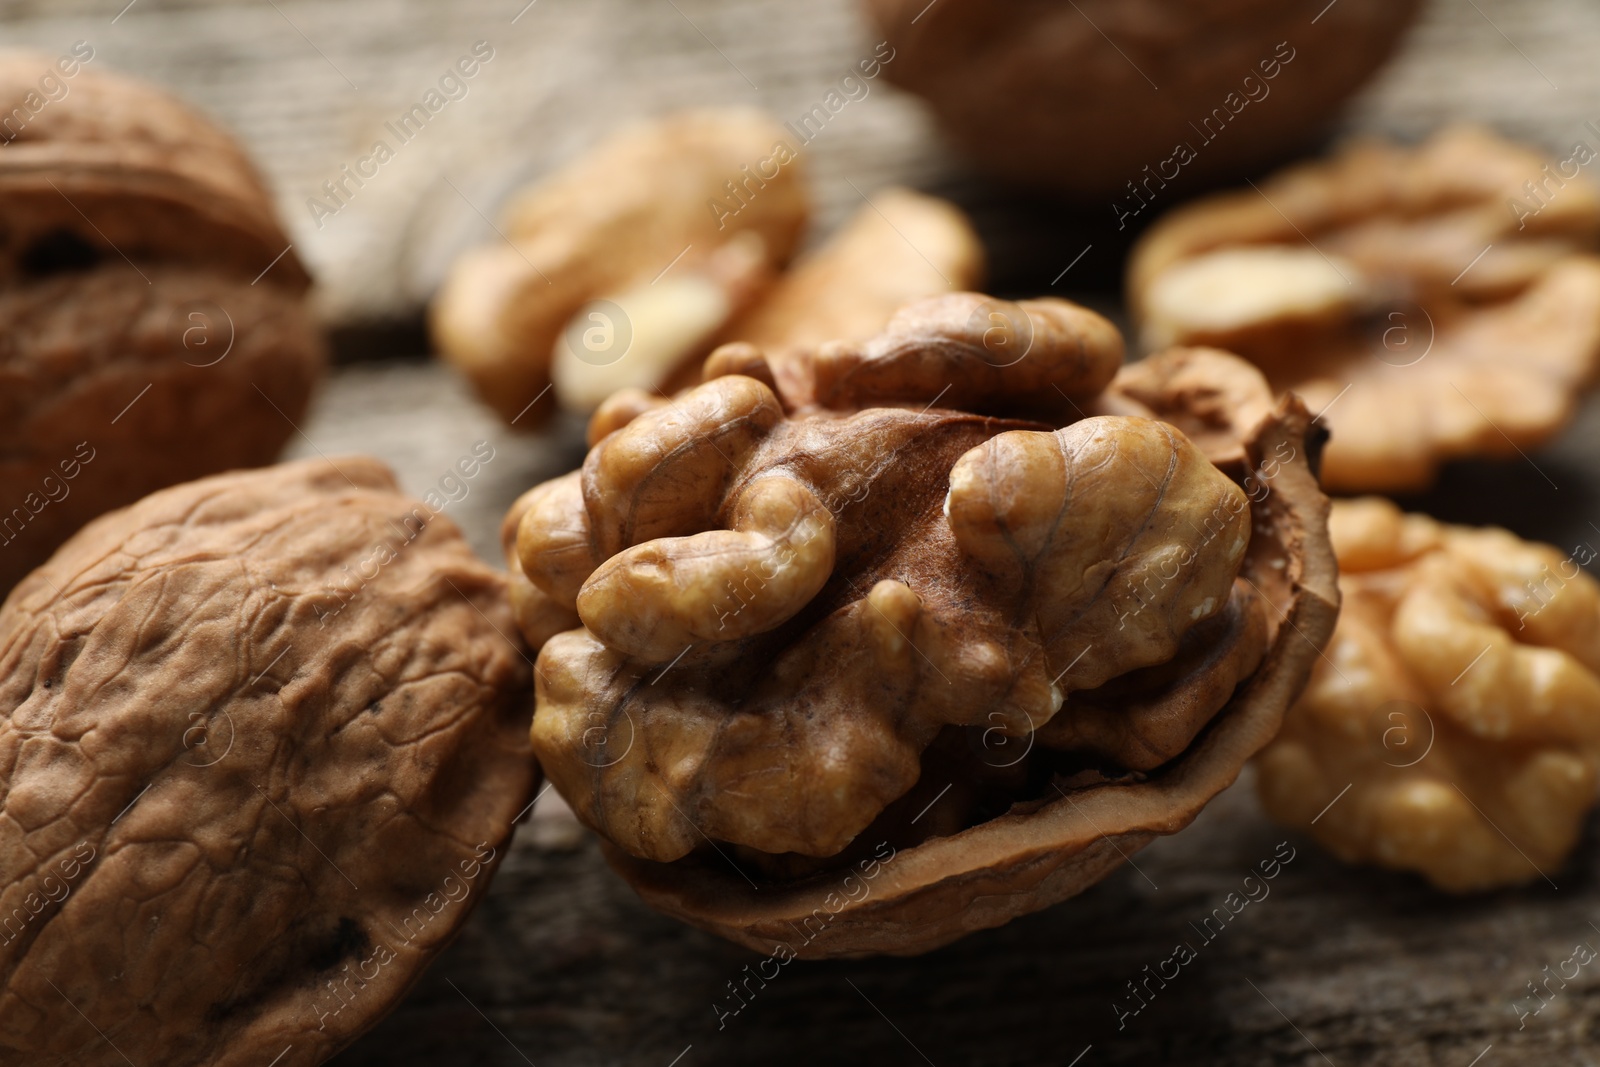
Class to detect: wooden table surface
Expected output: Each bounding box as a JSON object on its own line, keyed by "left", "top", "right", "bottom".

{"left": 9, "top": 0, "right": 1600, "bottom": 1063}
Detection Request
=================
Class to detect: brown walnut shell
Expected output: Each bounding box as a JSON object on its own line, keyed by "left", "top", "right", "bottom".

{"left": 0, "top": 50, "right": 324, "bottom": 592}
{"left": 863, "top": 0, "right": 1421, "bottom": 199}
{"left": 0, "top": 457, "right": 535, "bottom": 1066}
{"left": 513, "top": 295, "right": 1338, "bottom": 957}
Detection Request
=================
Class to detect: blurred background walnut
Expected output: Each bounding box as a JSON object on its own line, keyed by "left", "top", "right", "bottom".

{"left": 430, "top": 107, "right": 981, "bottom": 427}
{"left": 510, "top": 293, "right": 1337, "bottom": 956}
{"left": 0, "top": 51, "right": 324, "bottom": 594}
{"left": 1129, "top": 126, "right": 1600, "bottom": 492}
{"left": 862, "top": 0, "right": 1421, "bottom": 199}
{"left": 431, "top": 108, "right": 807, "bottom": 425}
{"left": 1257, "top": 497, "right": 1600, "bottom": 892}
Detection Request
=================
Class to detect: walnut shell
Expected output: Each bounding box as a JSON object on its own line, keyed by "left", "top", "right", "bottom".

{"left": 0, "top": 50, "right": 324, "bottom": 593}
{"left": 1258, "top": 498, "right": 1600, "bottom": 892}
{"left": 1128, "top": 126, "right": 1600, "bottom": 492}
{"left": 0, "top": 458, "right": 535, "bottom": 1066}
{"left": 512, "top": 294, "right": 1337, "bottom": 956}
{"left": 863, "top": 0, "right": 1421, "bottom": 198}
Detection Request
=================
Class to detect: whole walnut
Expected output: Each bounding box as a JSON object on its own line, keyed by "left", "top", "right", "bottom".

{"left": 431, "top": 108, "right": 981, "bottom": 425}
{"left": 0, "top": 49, "right": 324, "bottom": 593}
{"left": 1258, "top": 498, "right": 1600, "bottom": 892}
{"left": 1129, "top": 126, "right": 1600, "bottom": 492}
{"left": 863, "top": 0, "right": 1421, "bottom": 199}
{"left": 510, "top": 293, "right": 1338, "bottom": 956}
{"left": 0, "top": 458, "right": 535, "bottom": 1066}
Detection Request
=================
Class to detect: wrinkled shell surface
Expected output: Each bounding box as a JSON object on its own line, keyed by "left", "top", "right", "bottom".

{"left": 1129, "top": 126, "right": 1600, "bottom": 492}
{"left": 0, "top": 51, "right": 323, "bottom": 593}
{"left": 864, "top": 0, "right": 1420, "bottom": 197}
{"left": 513, "top": 294, "right": 1338, "bottom": 956}
{"left": 0, "top": 458, "right": 535, "bottom": 1066}
{"left": 1258, "top": 498, "right": 1600, "bottom": 892}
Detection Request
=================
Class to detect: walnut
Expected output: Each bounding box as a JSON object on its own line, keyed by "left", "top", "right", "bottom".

{"left": 0, "top": 458, "right": 535, "bottom": 1066}
{"left": 430, "top": 108, "right": 980, "bottom": 425}
{"left": 1129, "top": 126, "right": 1600, "bottom": 492}
{"left": 0, "top": 52, "right": 325, "bottom": 593}
{"left": 512, "top": 293, "right": 1338, "bottom": 956}
{"left": 717, "top": 186, "right": 983, "bottom": 356}
{"left": 862, "top": 0, "right": 1421, "bottom": 198}
{"left": 1257, "top": 498, "right": 1600, "bottom": 893}
{"left": 502, "top": 480, "right": 580, "bottom": 650}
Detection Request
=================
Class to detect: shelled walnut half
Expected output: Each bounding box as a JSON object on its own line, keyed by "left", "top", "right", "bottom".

{"left": 1129, "top": 126, "right": 1600, "bottom": 493}
{"left": 431, "top": 108, "right": 981, "bottom": 426}
{"left": 0, "top": 50, "right": 325, "bottom": 592}
{"left": 0, "top": 458, "right": 535, "bottom": 1067}
{"left": 1258, "top": 498, "right": 1600, "bottom": 892}
{"left": 510, "top": 293, "right": 1338, "bottom": 957}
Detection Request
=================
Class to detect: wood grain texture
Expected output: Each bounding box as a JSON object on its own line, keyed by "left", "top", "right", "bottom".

{"left": 333, "top": 772, "right": 1600, "bottom": 1067}
{"left": 9, "top": 0, "right": 1600, "bottom": 1062}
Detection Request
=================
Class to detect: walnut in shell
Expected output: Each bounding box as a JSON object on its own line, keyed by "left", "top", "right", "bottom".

{"left": 0, "top": 458, "right": 535, "bottom": 1066}
{"left": 1129, "top": 126, "right": 1600, "bottom": 492}
{"left": 0, "top": 51, "right": 325, "bottom": 592}
{"left": 430, "top": 108, "right": 980, "bottom": 425}
{"left": 511, "top": 293, "right": 1338, "bottom": 956}
{"left": 1257, "top": 498, "right": 1600, "bottom": 892}
{"left": 864, "top": 0, "right": 1421, "bottom": 198}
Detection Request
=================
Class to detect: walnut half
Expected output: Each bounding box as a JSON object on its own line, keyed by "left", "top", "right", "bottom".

{"left": 1129, "top": 126, "right": 1600, "bottom": 492}
{"left": 511, "top": 293, "right": 1338, "bottom": 956}
{"left": 1258, "top": 498, "right": 1600, "bottom": 892}
{"left": 430, "top": 108, "right": 982, "bottom": 426}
